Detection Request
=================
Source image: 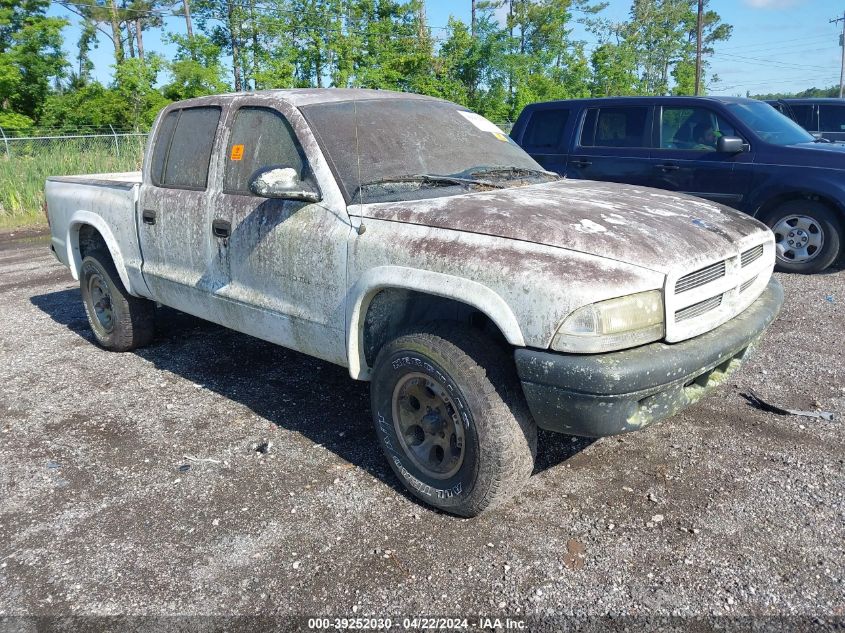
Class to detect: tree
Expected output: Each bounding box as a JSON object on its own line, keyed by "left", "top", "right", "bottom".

{"left": 0, "top": 0, "right": 68, "bottom": 127}
{"left": 163, "top": 33, "right": 229, "bottom": 99}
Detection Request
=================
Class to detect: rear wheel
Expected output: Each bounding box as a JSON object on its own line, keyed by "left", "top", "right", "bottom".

{"left": 80, "top": 249, "right": 155, "bottom": 351}
{"left": 370, "top": 325, "right": 536, "bottom": 517}
{"left": 760, "top": 200, "right": 842, "bottom": 273}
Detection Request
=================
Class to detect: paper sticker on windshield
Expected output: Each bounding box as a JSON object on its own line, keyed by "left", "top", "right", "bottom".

{"left": 458, "top": 111, "right": 509, "bottom": 140}
{"left": 230, "top": 144, "right": 244, "bottom": 161}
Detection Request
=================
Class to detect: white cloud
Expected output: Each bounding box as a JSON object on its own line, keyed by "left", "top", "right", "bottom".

{"left": 743, "top": 0, "right": 804, "bottom": 8}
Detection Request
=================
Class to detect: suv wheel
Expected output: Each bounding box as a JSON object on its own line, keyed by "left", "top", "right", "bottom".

{"left": 370, "top": 325, "right": 537, "bottom": 517}
{"left": 760, "top": 200, "right": 842, "bottom": 273}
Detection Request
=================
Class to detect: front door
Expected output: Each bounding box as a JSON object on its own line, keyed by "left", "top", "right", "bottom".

{"left": 648, "top": 104, "right": 750, "bottom": 209}
{"left": 208, "top": 100, "right": 351, "bottom": 365}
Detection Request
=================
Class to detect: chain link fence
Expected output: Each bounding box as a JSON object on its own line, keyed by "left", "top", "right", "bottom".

{"left": 0, "top": 129, "right": 148, "bottom": 227}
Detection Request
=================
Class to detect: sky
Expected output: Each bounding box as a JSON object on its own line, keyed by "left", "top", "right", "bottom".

{"left": 46, "top": 0, "right": 845, "bottom": 97}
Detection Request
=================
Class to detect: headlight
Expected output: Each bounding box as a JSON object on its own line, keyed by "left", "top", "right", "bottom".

{"left": 551, "top": 290, "right": 664, "bottom": 353}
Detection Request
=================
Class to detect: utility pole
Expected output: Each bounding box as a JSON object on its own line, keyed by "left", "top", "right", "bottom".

{"left": 833, "top": 11, "right": 845, "bottom": 98}
{"left": 694, "top": 0, "right": 704, "bottom": 95}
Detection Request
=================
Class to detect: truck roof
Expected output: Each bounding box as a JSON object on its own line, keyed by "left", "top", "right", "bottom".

{"left": 167, "top": 88, "right": 445, "bottom": 110}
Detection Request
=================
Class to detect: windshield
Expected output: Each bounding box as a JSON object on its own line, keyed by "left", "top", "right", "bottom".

{"left": 301, "top": 99, "right": 556, "bottom": 203}
{"left": 726, "top": 101, "right": 815, "bottom": 146}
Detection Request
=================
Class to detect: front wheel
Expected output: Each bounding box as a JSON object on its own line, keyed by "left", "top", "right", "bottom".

{"left": 760, "top": 200, "right": 842, "bottom": 273}
{"left": 370, "top": 325, "right": 536, "bottom": 517}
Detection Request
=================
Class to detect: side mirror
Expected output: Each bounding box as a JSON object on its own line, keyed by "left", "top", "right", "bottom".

{"left": 717, "top": 136, "right": 745, "bottom": 154}
{"left": 248, "top": 166, "right": 320, "bottom": 202}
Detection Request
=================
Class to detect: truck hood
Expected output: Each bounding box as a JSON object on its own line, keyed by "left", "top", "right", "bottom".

{"left": 360, "top": 179, "right": 771, "bottom": 275}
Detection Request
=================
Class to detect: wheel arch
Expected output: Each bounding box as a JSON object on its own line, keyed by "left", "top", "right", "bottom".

{"left": 346, "top": 266, "right": 525, "bottom": 381}
{"left": 754, "top": 190, "right": 845, "bottom": 222}
{"left": 66, "top": 212, "right": 135, "bottom": 295}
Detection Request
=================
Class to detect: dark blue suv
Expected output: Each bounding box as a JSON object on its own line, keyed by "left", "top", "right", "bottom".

{"left": 510, "top": 96, "right": 844, "bottom": 273}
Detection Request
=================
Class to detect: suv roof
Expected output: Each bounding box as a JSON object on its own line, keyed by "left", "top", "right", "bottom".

{"left": 770, "top": 98, "right": 845, "bottom": 104}
{"left": 522, "top": 95, "right": 760, "bottom": 108}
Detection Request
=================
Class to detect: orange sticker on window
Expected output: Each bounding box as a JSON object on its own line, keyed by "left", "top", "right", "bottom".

{"left": 230, "top": 144, "right": 244, "bottom": 161}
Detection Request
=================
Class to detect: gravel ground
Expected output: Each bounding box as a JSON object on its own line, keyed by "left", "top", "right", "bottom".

{"left": 0, "top": 230, "right": 842, "bottom": 630}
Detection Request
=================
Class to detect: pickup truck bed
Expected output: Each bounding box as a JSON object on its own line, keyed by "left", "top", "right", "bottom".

{"left": 46, "top": 171, "right": 147, "bottom": 299}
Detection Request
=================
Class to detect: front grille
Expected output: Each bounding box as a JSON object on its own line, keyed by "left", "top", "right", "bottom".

{"left": 675, "top": 260, "right": 726, "bottom": 294}
{"left": 740, "top": 275, "right": 758, "bottom": 293}
{"left": 741, "top": 244, "right": 764, "bottom": 267}
{"left": 675, "top": 294, "right": 723, "bottom": 322}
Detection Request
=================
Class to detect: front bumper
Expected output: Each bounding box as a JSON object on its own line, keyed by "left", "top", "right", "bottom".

{"left": 515, "top": 278, "right": 784, "bottom": 437}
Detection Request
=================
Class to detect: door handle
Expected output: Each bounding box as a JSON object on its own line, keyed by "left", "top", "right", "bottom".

{"left": 655, "top": 164, "right": 680, "bottom": 171}
{"left": 571, "top": 159, "right": 592, "bottom": 168}
{"left": 142, "top": 209, "right": 156, "bottom": 225}
{"left": 212, "top": 219, "right": 231, "bottom": 239}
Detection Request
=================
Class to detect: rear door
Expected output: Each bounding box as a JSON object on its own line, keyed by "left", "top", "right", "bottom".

{"left": 516, "top": 105, "right": 572, "bottom": 174}
{"left": 138, "top": 104, "right": 224, "bottom": 313}
{"left": 566, "top": 105, "right": 654, "bottom": 186}
{"left": 647, "top": 104, "right": 752, "bottom": 208}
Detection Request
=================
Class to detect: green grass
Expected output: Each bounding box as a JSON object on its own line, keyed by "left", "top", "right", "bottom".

{"left": 0, "top": 136, "right": 144, "bottom": 229}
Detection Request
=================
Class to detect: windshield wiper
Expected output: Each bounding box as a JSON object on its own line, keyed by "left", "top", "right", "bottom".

{"left": 353, "top": 173, "right": 504, "bottom": 199}
{"left": 461, "top": 166, "right": 559, "bottom": 180}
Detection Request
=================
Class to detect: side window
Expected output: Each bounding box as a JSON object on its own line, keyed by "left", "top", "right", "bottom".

{"left": 579, "top": 106, "right": 649, "bottom": 148}
{"left": 522, "top": 108, "right": 569, "bottom": 151}
{"left": 818, "top": 105, "right": 845, "bottom": 133}
{"left": 150, "top": 110, "right": 179, "bottom": 186}
{"left": 787, "top": 104, "right": 816, "bottom": 131}
{"left": 161, "top": 106, "right": 221, "bottom": 190}
{"left": 223, "top": 107, "right": 305, "bottom": 194}
{"left": 659, "top": 106, "right": 738, "bottom": 151}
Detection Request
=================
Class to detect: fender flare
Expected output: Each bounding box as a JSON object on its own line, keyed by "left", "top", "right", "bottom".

{"left": 345, "top": 265, "right": 525, "bottom": 380}
{"left": 66, "top": 211, "right": 136, "bottom": 295}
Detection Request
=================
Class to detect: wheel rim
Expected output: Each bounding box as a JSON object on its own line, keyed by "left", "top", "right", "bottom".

{"left": 772, "top": 214, "right": 824, "bottom": 264}
{"left": 88, "top": 272, "right": 114, "bottom": 333}
{"left": 391, "top": 372, "right": 465, "bottom": 480}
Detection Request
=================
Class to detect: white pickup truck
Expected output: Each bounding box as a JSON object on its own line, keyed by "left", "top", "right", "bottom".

{"left": 46, "top": 89, "right": 783, "bottom": 516}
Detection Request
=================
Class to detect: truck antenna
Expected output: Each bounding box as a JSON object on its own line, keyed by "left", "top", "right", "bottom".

{"left": 353, "top": 94, "right": 366, "bottom": 236}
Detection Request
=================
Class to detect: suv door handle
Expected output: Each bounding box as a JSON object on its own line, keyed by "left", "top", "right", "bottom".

{"left": 142, "top": 209, "right": 156, "bottom": 225}
{"left": 655, "top": 163, "right": 680, "bottom": 171}
{"left": 212, "top": 219, "right": 231, "bottom": 239}
{"left": 571, "top": 159, "right": 592, "bottom": 168}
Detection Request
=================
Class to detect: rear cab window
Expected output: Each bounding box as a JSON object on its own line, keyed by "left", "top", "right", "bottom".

{"left": 580, "top": 106, "right": 650, "bottom": 148}
{"left": 150, "top": 106, "right": 221, "bottom": 190}
{"left": 818, "top": 104, "right": 845, "bottom": 133}
{"left": 787, "top": 104, "right": 817, "bottom": 131}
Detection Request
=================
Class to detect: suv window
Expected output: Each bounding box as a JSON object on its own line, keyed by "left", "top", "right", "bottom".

{"left": 787, "top": 104, "right": 816, "bottom": 131}
{"left": 818, "top": 104, "right": 845, "bottom": 133}
{"left": 160, "top": 107, "right": 221, "bottom": 190}
{"left": 580, "top": 107, "right": 649, "bottom": 148}
{"left": 223, "top": 107, "right": 305, "bottom": 194}
{"left": 659, "top": 106, "right": 739, "bottom": 151}
{"left": 522, "top": 108, "right": 569, "bottom": 151}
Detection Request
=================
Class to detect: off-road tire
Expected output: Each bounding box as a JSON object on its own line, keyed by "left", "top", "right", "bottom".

{"left": 370, "top": 324, "right": 537, "bottom": 517}
{"left": 80, "top": 249, "right": 155, "bottom": 351}
{"left": 760, "top": 200, "right": 842, "bottom": 273}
